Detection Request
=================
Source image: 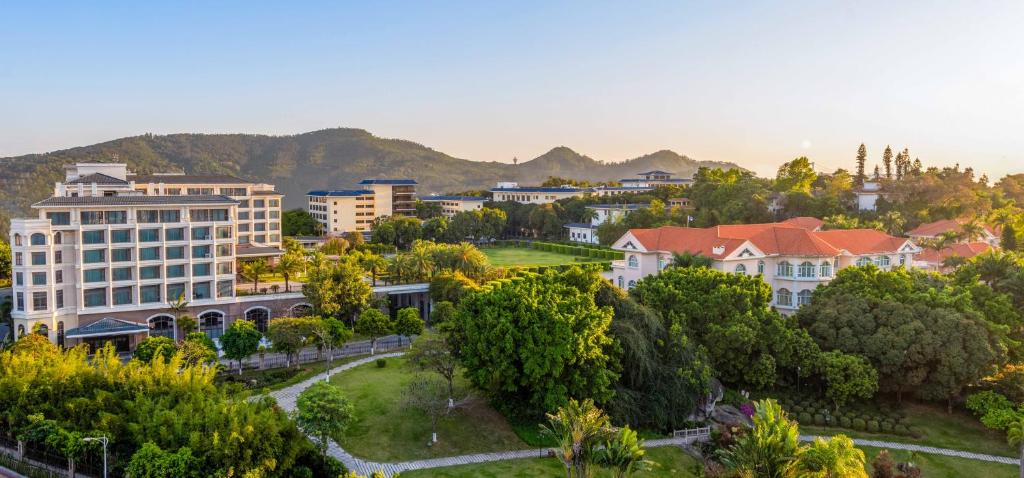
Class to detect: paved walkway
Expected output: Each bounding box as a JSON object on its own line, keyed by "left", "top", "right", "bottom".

{"left": 799, "top": 435, "right": 1018, "bottom": 465}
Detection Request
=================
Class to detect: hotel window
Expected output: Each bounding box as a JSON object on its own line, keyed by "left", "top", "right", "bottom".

{"left": 735, "top": 264, "right": 747, "bottom": 275}
{"left": 797, "top": 261, "right": 816, "bottom": 278}
{"left": 820, "top": 262, "right": 833, "bottom": 277}
{"left": 254, "top": 199, "right": 265, "bottom": 208}
{"left": 165, "top": 188, "right": 181, "bottom": 195}
{"left": 217, "top": 262, "right": 232, "bottom": 275}
{"left": 165, "top": 228, "right": 185, "bottom": 241}
{"left": 111, "top": 229, "right": 132, "bottom": 243}
{"left": 192, "top": 282, "right": 212, "bottom": 300}
{"left": 167, "top": 264, "right": 186, "bottom": 278}
{"left": 112, "top": 286, "right": 133, "bottom": 306}
{"left": 191, "top": 227, "right": 211, "bottom": 240}
{"left": 30, "top": 233, "right": 46, "bottom": 246}
{"left": 239, "top": 199, "right": 250, "bottom": 208}
{"left": 166, "top": 246, "right": 185, "bottom": 260}
{"left": 187, "top": 187, "right": 214, "bottom": 195}
{"left": 167, "top": 283, "right": 187, "bottom": 302}
{"left": 15, "top": 293, "right": 23, "bottom": 311}
{"left": 797, "top": 289, "right": 813, "bottom": 306}
{"left": 31, "top": 252, "right": 46, "bottom": 265}
{"left": 82, "top": 230, "right": 105, "bottom": 244}
{"left": 54, "top": 232, "right": 62, "bottom": 245}
{"left": 254, "top": 211, "right": 266, "bottom": 220}
{"left": 83, "top": 249, "right": 106, "bottom": 264}
{"left": 269, "top": 199, "right": 279, "bottom": 207}
{"left": 55, "top": 290, "right": 64, "bottom": 309}
{"left": 14, "top": 273, "right": 22, "bottom": 286}
{"left": 216, "top": 244, "right": 232, "bottom": 257}
{"left": 216, "top": 226, "right": 232, "bottom": 239}
{"left": 160, "top": 210, "right": 181, "bottom": 222}
{"left": 217, "top": 280, "right": 234, "bottom": 298}
{"left": 80, "top": 211, "right": 103, "bottom": 225}
{"left": 775, "top": 288, "right": 793, "bottom": 307}
{"left": 192, "top": 263, "right": 211, "bottom": 277}
{"left": 192, "top": 245, "right": 211, "bottom": 258}
{"left": 220, "top": 188, "right": 247, "bottom": 196}
{"left": 46, "top": 212, "right": 70, "bottom": 225}
{"left": 111, "top": 248, "right": 132, "bottom": 262}
{"left": 55, "top": 270, "right": 62, "bottom": 283}
{"left": 139, "top": 229, "right": 160, "bottom": 242}
{"left": 112, "top": 267, "right": 132, "bottom": 281}
{"left": 31, "top": 272, "right": 46, "bottom": 286}
{"left": 238, "top": 211, "right": 250, "bottom": 220}
{"left": 627, "top": 255, "right": 638, "bottom": 268}
{"left": 238, "top": 223, "right": 250, "bottom": 232}
{"left": 856, "top": 257, "right": 872, "bottom": 267}
{"left": 270, "top": 210, "right": 280, "bottom": 219}
{"left": 32, "top": 292, "right": 47, "bottom": 311}
{"left": 105, "top": 211, "right": 127, "bottom": 224}
{"left": 270, "top": 234, "right": 281, "bottom": 243}
{"left": 211, "top": 209, "right": 229, "bottom": 221}
{"left": 255, "top": 234, "right": 266, "bottom": 243}
{"left": 83, "top": 288, "right": 107, "bottom": 308}
{"left": 140, "top": 266, "right": 161, "bottom": 280}
{"left": 777, "top": 261, "right": 793, "bottom": 277}
{"left": 140, "top": 247, "right": 161, "bottom": 261}
{"left": 140, "top": 285, "right": 162, "bottom": 304}
{"left": 84, "top": 268, "right": 106, "bottom": 282}
{"left": 254, "top": 223, "right": 266, "bottom": 232}
{"left": 137, "top": 210, "right": 159, "bottom": 223}
{"left": 14, "top": 253, "right": 21, "bottom": 266}
{"left": 239, "top": 235, "right": 250, "bottom": 244}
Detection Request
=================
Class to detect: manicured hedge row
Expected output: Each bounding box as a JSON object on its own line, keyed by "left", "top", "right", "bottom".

{"left": 778, "top": 397, "right": 916, "bottom": 437}
{"left": 492, "top": 240, "right": 624, "bottom": 260}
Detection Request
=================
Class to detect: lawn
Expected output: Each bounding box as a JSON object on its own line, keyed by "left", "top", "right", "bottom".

{"left": 482, "top": 246, "right": 596, "bottom": 267}
{"left": 860, "top": 446, "right": 1017, "bottom": 478}
{"left": 401, "top": 446, "right": 702, "bottom": 478}
{"left": 329, "top": 357, "right": 528, "bottom": 461}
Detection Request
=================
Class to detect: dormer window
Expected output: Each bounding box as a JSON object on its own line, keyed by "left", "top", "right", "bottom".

{"left": 627, "top": 255, "right": 639, "bottom": 268}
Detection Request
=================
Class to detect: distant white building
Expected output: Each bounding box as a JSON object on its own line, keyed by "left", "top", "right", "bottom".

{"left": 566, "top": 203, "right": 648, "bottom": 244}
{"left": 307, "top": 178, "right": 417, "bottom": 234}
{"left": 854, "top": 181, "right": 885, "bottom": 211}
{"left": 419, "top": 195, "right": 487, "bottom": 217}
{"left": 490, "top": 183, "right": 591, "bottom": 204}
{"left": 619, "top": 170, "right": 693, "bottom": 188}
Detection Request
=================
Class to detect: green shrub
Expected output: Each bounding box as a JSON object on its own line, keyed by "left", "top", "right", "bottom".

{"left": 839, "top": 416, "right": 852, "bottom": 428}
{"left": 798, "top": 412, "right": 813, "bottom": 425}
{"left": 852, "top": 418, "right": 866, "bottom": 431}
{"left": 867, "top": 420, "right": 880, "bottom": 433}
{"left": 894, "top": 424, "right": 911, "bottom": 435}
{"left": 880, "top": 421, "right": 893, "bottom": 433}
{"left": 813, "top": 414, "right": 826, "bottom": 426}
{"left": 376, "top": 358, "right": 387, "bottom": 368}
{"left": 791, "top": 405, "right": 803, "bottom": 414}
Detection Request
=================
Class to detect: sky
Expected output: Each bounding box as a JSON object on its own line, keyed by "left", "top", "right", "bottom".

{"left": 2, "top": 1, "right": 1023, "bottom": 179}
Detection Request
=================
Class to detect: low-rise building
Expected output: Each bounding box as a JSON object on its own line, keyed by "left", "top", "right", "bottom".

{"left": 566, "top": 204, "right": 648, "bottom": 244}
{"left": 668, "top": 197, "right": 693, "bottom": 209}
{"left": 907, "top": 218, "right": 1000, "bottom": 247}
{"left": 618, "top": 170, "right": 693, "bottom": 188}
{"left": 306, "top": 178, "right": 417, "bottom": 234}
{"left": 419, "top": 195, "right": 487, "bottom": 217}
{"left": 489, "top": 183, "right": 591, "bottom": 204}
{"left": 854, "top": 181, "right": 887, "bottom": 211}
{"left": 915, "top": 242, "right": 993, "bottom": 273}
{"left": 609, "top": 219, "right": 920, "bottom": 311}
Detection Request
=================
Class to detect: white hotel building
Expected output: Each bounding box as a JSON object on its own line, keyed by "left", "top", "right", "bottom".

{"left": 609, "top": 217, "right": 921, "bottom": 311}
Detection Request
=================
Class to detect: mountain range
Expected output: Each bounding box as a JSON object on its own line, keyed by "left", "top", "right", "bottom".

{"left": 0, "top": 128, "right": 740, "bottom": 229}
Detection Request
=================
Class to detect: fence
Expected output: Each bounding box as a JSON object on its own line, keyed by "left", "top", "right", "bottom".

{"left": 222, "top": 335, "right": 412, "bottom": 372}
{"left": 0, "top": 431, "right": 111, "bottom": 478}
{"left": 672, "top": 426, "right": 712, "bottom": 440}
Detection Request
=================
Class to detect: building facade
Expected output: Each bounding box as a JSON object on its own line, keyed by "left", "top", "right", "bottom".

{"left": 618, "top": 170, "right": 693, "bottom": 188}
{"left": 907, "top": 218, "right": 1000, "bottom": 247}
{"left": 609, "top": 219, "right": 920, "bottom": 311}
{"left": 419, "top": 195, "right": 486, "bottom": 217}
{"left": 306, "top": 179, "right": 417, "bottom": 234}
{"left": 489, "top": 183, "right": 591, "bottom": 204}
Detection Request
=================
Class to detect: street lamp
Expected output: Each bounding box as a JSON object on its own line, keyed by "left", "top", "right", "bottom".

{"left": 82, "top": 436, "right": 108, "bottom": 478}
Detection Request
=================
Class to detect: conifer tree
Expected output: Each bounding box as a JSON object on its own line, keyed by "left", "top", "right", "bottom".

{"left": 855, "top": 143, "right": 868, "bottom": 185}
{"left": 882, "top": 146, "right": 893, "bottom": 179}
{"left": 912, "top": 158, "right": 923, "bottom": 174}
{"left": 873, "top": 165, "right": 881, "bottom": 179}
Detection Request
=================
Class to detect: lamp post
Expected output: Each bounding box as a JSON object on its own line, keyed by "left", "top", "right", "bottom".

{"left": 82, "top": 436, "right": 108, "bottom": 478}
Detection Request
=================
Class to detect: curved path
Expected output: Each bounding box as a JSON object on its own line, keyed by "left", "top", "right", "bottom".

{"left": 265, "top": 355, "right": 1019, "bottom": 476}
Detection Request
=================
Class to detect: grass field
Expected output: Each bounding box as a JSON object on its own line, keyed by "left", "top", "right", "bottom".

{"left": 860, "top": 446, "right": 1017, "bottom": 478}
{"left": 329, "top": 357, "right": 528, "bottom": 462}
{"left": 482, "top": 246, "right": 596, "bottom": 267}
{"left": 401, "top": 446, "right": 702, "bottom": 478}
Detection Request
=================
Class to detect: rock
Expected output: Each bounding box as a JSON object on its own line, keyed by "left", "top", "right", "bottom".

{"left": 711, "top": 404, "right": 753, "bottom": 428}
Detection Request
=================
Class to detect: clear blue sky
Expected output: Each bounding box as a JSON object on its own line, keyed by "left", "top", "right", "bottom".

{"left": 2, "top": 1, "right": 1023, "bottom": 179}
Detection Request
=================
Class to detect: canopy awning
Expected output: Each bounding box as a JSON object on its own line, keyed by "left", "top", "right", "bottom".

{"left": 65, "top": 317, "right": 149, "bottom": 339}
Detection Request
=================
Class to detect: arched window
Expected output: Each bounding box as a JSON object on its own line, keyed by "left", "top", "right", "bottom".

{"left": 289, "top": 303, "right": 313, "bottom": 318}
{"left": 735, "top": 264, "right": 747, "bottom": 275}
{"left": 797, "top": 289, "right": 813, "bottom": 306}
{"left": 627, "top": 280, "right": 636, "bottom": 289}
{"left": 658, "top": 257, "right": 667, "bottom": 271}
{"left": 57, "top": 322, "right": 65, "bottom": 348}
{"left": 856, "top": 257, "right": 872, "bottom": 267}
{"left": 148, "top": 315, "right": 175, "bottom": 339}
{"left": 246, "top": 307, "right": 270, "bottom": 334}
{"left": 820, "top": 261, "right": 833, "bottom": 277}
{"left": 757, "top": 260, "right": 765, "bottom": 275}
{"left": 798, "top": 261, "right": 815, "bottom": 278}
{"left": 777, "top": 261, "right": 793, "bottom": 277}
{"left": 199, "top": 311, "right": 224, "bottom": 340}
{"left": 30, "top": 233, "right": 46, "bottom": 246}
{"left": 13, "top": 234, "right": 21, "bottom": 246}
{"left": 617, "top": 276, "right": 624, "bottom": 288}
{"left": 17, "top": 325, "right": 25, "bottom": 337}
{"left": 776, "top": 288, "right": 793, "bottom": 307}
{"left": 36, "top": 323, "right": 49, "bottom": 337}
{"left": 627, "top": 255, "right": 639, "bottom": 268}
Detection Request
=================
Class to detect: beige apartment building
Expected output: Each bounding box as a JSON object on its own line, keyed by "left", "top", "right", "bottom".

{"left": 419, "top": 195, "right": 486, "bottom": 217}
{"left": 306, "top": 178, "right": 417, "bottom": 234}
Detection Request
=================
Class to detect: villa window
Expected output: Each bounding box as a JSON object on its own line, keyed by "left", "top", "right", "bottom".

{"left": 618, "top": 276, "right": 624, "bottom": 288}
{"left": 856, "top": 257, "right": 872, "bottom": 267}
{"left": 797, "top": 261, "right": 815, "bottom": 278}
{"left": 627, "top": 255, "right": 638, "bottom": 268}
{"left": 797, "top": 289, "right": 813, "bottom": 306}
{"left": 735, "top": 264, "right": 747, "bottom": 275}
{"left": 757, "top": 260, "right": 765, "bottom": 275}
{"left": 30, "top": 233, "right": 46, "bottom": 246}
{"left": 820, "top": 261, "right": 833, "bottom": 277}
{"left": 878, "top": 256, "right": 891, "bottom": 267}
{"left": 776, "top": 261, "right": 793, "bottom": 277}
{"left": 627, "top": 280, "right": 636, "bottom": 289}
{"left": 776, "top": 288, "right": 793, "bottom": 307}
{"left": 149, "top": 315, "right": 175, "bottom": 339}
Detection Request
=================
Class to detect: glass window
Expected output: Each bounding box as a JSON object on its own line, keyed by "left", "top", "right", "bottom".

{"left": 627, "top": 255, "right": 638, "bottom": 268}
{"left": 797, "top": 289, "right": 814, "bottom": 306}
{"left": 55, "top": 290, "right": 64, "bottom": 309}
{"left": 270, "top": 210, "right": 280, "bottom": 219}
{"left": 757, "top": 260, "right": 765, "bottom": 274}
{"left": 112, "top": 267, "right": 133, "bottom": 281}
{"left": 55, "top": 270, "right": 62, "bottom": 283}
{"left": 31, "top": 272, "right": 46, "bottom": 285}
{"left": 140, "top": 266, "right": 161, "bottom": 280}
{"left": 140, "top": 285, "right": 162, "bottom": 303}
{"left": 735, "top": 264, "right": 747, "bottom": 275}
{"left": 255, "top": 235, "right": 266, "bottom": 243}
{"left": 191, "top": 227, "right": 211, "bottom": 240}
{"left": 192, "top": 282, "right": 212, "bottom": 300}
{"left": 192, "top": 263, "right": 211, "bottom": 276}
{"left": 820, "top": 262, "right": 833, "bottom": 277}
{"left": 83, "top": 230, "right": 105, "bottom": 244}
{"left": 216, "top": 226, "right": 232, "bottom": 239}
{"left": 254, "top": 211, "right": 266, "bottom": 220}
{"left": 776, "top": 288, "right": 793, "bottom": 307}
{"left": 192, "top": 245, "right": 211, "bottom": 258}
{"left": 238, "top": 223, "right": 250, "bottom": 232}
{"left": 160, "top": 210, "right": 181, "bottom": 222}
{"left": 166, "top": 246, "right": 185, "bottom": 260}
{"left": 797, "top": 261, "right": 816, "bottom": 278}
{"left": 217, "top": 280, "right": 234, "bottom": 298}
{"left": 166, "top": 283, "right": 187, "bottom": 302}
{"left": 80, "top": 211, "right": 103, "bottom": 225}
{"left": 856, "top": 257, "right": 872, "bottom": 267}
{"left": 31, "top": 252, "right": 46, "bottom": 265}
{"left": 110, "top": 248, "right": 131, "bottom": 262}
{"left": 54, "top": 233, "right": 62, "bottom": 245}
{"left": 149, "top": 315, "right": 175, "bottom": 339}
{"left": 777, "top": 261, "right": 793, "bottom": 277}
{"left": 112, "top": 286, "right": 133, "bottom": 305}
{"left": 270, "top": 223, "right": 280, "bottom": 231}
{"left": 217, "top": 262, "right": 233, "bottom": 275}
{"left": 879, "top": 255, "right": 891, "bottom": 267}
{"left": 83, "top": 288, "right": 107, "bottom": 307}
{"left": 220, "top": 187, "right": 247, "bottom": 196}
{"left": 32, "top": 292, "right": 47, "bottom": 311}
{"left": 111, "top": 229, "right": 132, "bottom": 243}
{"left": 216, "top": 244, "right": 232, "bottom": 257}
{"left": 139, "top": 247, "right": 161, "bottom": 261}
{"left": 165, "top": 228, "right": 185, "bottom": 241}
{"left": 269, "top": 199, "right": 279, "bottom": 207}
{"left": 83, "top": 249, "right": 106, "bottom": 263}
{"left": 139, "top": 229, "right": 160, "bottom": 242}
{"left": 14, "top": 272, "right": 22, "bottom": 286}
{"left": 254, "top": 199, "right": 265, "bottom": 208}
{"left": 46, "top": 212, "right": 70, "bottom": 225}
{"left": 199, "top": 310, "right": 222, "bottom": 338}
{"left": 254, "top": 223, "right": 266, "bottom": 231}
{"left": 238, "top": 235, "right": 250, "bottom": 244}
{"left": 137, "top": 210, "right": 159, "bottom": 223}
{"left": 14, "top": 253, "right": 21, "bottom": 266}
{"left": 30, "top": 233, "right": 46, "bottom": 246}
{"left": 239, "top": 199, "right": 250, "bottom": 208}
{"left": 105, "top": 211, "right": 127, "bottom": 224}
{"left": 211, "top": 209, "right": 229, "bottom": 221}
{"left": 54, "top": 250, "right": 62, "bottom": 264}
{"left": 166, "top": 264, "right": 186, "bottom": 278}
{"left": 84, "top": 268, "right": 106, "bottom": 282}
{"left": 15, "top": 293, "right": 23, "bottom": 311}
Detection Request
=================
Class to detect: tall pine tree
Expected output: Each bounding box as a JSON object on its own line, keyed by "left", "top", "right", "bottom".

{"left": 855, "top": 143, "right": 868, "bottom": 185}
{"left": 882, "top": 145, "right": 894, "bottom": 179}
{"left": 912, "top": 158, "right": 923, "bottom": 174}
{"left": 873, "top": 164, "right": 881, "bottom": 179}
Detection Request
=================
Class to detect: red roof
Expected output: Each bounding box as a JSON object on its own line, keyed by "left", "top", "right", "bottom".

{"left": 625, "top": 221, "right": 907, "bottom": 258}
{"left": 915, "top": 242, "right": 992, "bottom": 264}
{"left": 907, "top": 219, "right": 997, "bottom": 238}
{"left": 779, "top": 216, "right": 824, "bottom": 231}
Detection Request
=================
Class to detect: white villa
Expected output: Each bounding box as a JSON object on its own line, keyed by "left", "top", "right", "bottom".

{"left": 566, "top": 203, "right": 648, "bottom": 244}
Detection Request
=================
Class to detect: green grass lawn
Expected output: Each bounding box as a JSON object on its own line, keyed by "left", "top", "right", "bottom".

{"left": 401, "top": 446, "right": 702, "bottom": 478}
{"left": 329, "top": 357, "right": 528, "bottom": 461}
{"left": 482, "top": 247, "right": 596, "bottom": 267}
{"left": 860, "top": 446, "right": 1017, "bottom": 478}
{"left": 799, "top": 401, "right": 1016, "bottom": 458}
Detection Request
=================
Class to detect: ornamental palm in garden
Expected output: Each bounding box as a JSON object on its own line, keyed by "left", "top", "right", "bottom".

{"left": 540, "top": 399, "right": 612, "bottom": 478}
{"left": 784, "top": 435, "right": 867, "bottom": 478}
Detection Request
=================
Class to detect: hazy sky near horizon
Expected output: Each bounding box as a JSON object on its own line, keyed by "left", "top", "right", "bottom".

{"left": 2, "top": 1, "right": 1023, "bottom": 178}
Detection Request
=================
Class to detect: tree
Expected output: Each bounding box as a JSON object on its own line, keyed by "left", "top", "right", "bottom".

{"left": 310, "top": 317, "right": 352, "bottom": 366}
{"left": 403, "top": 374, "right": 452, "bottom": 444}
{"left": 855, "top": 143, "right": 868, "bottom": 185}
{"left": 0, "top": 241, "right": 11, "bottom": 282}
{"left": 177, "top": 315, "right": 197, "bottom": 336}
{"left": 294, "top": 381, "right": 354, "bottom": 458}
{"left": 126, "top": 443, "right": 198, "bottom": 478}
{"left": 882, "top": 145, "right": 893, "bottom": 179}
{"left": 1004, "top": 224, "right": 1019, "bottom": 252}
{"left": 785, "top": 435, "right": 867, "bottom": 478}
{"left": 220, "top": 320, "right": 263, "bottom": 374}
{"left": 407, "top": 331, "right": 459, "bottom": 406}
{"left": 540, "top": 399, "right": 612, "bottom": 478}
{"left": 776, "top": 157, "right": 817, "bottom": 193}
{"left": 394, "top": 307, "right": 425, "bottom": 337}
{"left": 415, "top": 200, "right": 444, "bottom": 219}
{"left": 303, "top": 255, "right": 372, "bottom": 324}
{"left": 276, "top": 252, "right": 306, "bottom": 292}
{"left": 819, "top": 351, "right": 878, "bottom": 412}
{"left": 179, "top": 333, "right": 218, "bottom": 366}
{"left": 960, "top": 219, "right": 986, "bottom": 242}
{"left": 166, "top": 293, "right": 190, "bottom": 336}
{"left": 357, "top": 252, "right": 388, "bottom": 286}
{"left": 594, "top": 426, "right": 650, "bottom": 478}
{"left": 282, "top": 208, "right": 319, "bottom": 236}
{"left": 717, "top": 399, "right": 800, "bottom": 478}
{"left": 871, "top": 449, "right": 896, "bottom": 478}
{"left": 133, "top": 336, "right": 178, "bottom": 364}
{"left": 671, "top": 251, "right": 712, "bottom": 268}
{"left": 880, "top": 211, "right": 906, "bottom": 236}
{"left": 240, "top": 259, "right": 270, "bottom": 293}
{"left": 355, "top": 309, "right": 392, "bottom": 354}
{"left": 429, "top": 301, "right": 456, "bottom": 327}
{"left": 266, "top": 317, "right": 317, "bottom": 367}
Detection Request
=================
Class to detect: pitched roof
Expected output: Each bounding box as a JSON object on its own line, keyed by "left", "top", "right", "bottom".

{"left": 490, "top": 186, "right": 592, "bottom": 193}
{"left": 812, "top": 229, "right": 910, "bottom": 255}
{"left": 638, "top": 170, "right": 672, "bottom": 175}
{"left": 64, "top": 318, "right": 148, "bottom": 338}
{"left": 128, "top": 174, "right": 252, "bottom": 184}
{"left": 66, "top": 173, "right": 129, "bottom": 185}
{"left": 307, "top": 190, "right": 374, "bottom": 197}
{"left": 586, "top": 203, "right": 649, "bottom": 210}
{"left": 358, "top": 179, "right": 418, "bottom": 185}
{"left": 33, "top": 195, "right": 239, "bottom": 208}
{"left": 420, "top": 195, "right": 487, "bottom": 202}
{"left": 907, "top": 218, "right": 997, "bottom": 238}
{"left": 779, "top": 216, "right": 824, "bottom": 231}
{"left": 915, "top": 242, "right": 992, "bottom": 264}
{"left": 565, "top": 223, "right": 598, "bottom": 229}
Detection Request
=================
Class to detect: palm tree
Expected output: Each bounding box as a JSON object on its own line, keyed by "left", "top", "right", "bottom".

{"left": 408, "top": 244, "right": 435, "bottom": 281}
{"left": 276, "top": 253, "right": 305, "bottom": 292}
{"left": 594, "top": 426, "right": 651, "bottom": 478}
{"left": 718, "top": 399, "right": 800, "bottom": 478}
{"left": 1006, "top": 414, "right": 1024, "bottom": 478}
{"left": 934, "top": 231, "right": 960, "bottom": 250}
{"left": 960, "top": 219, "right": 986, "bottom": 242}
{"left": 672, "top": 251, "right": 712, "bottom": 268}
{"left": 540, "top": 399, "right": 612, "bottom": 478}
{"left": 880, "top": 211, "right": 906, "bottom": 236}
{"left": 387, "top": 254, "right": 415, "bottom": 285}
{"left": 784, "top": 435, "right": 867, "bottom": 478}
{"left": 240, "top": 259, "right": 271, "bottom": 294}
{"left": 360, "top": 254, "right": 388, "bottom": 286}
{"left": 166, "top": 293, "right": 189, "bottom": 340}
